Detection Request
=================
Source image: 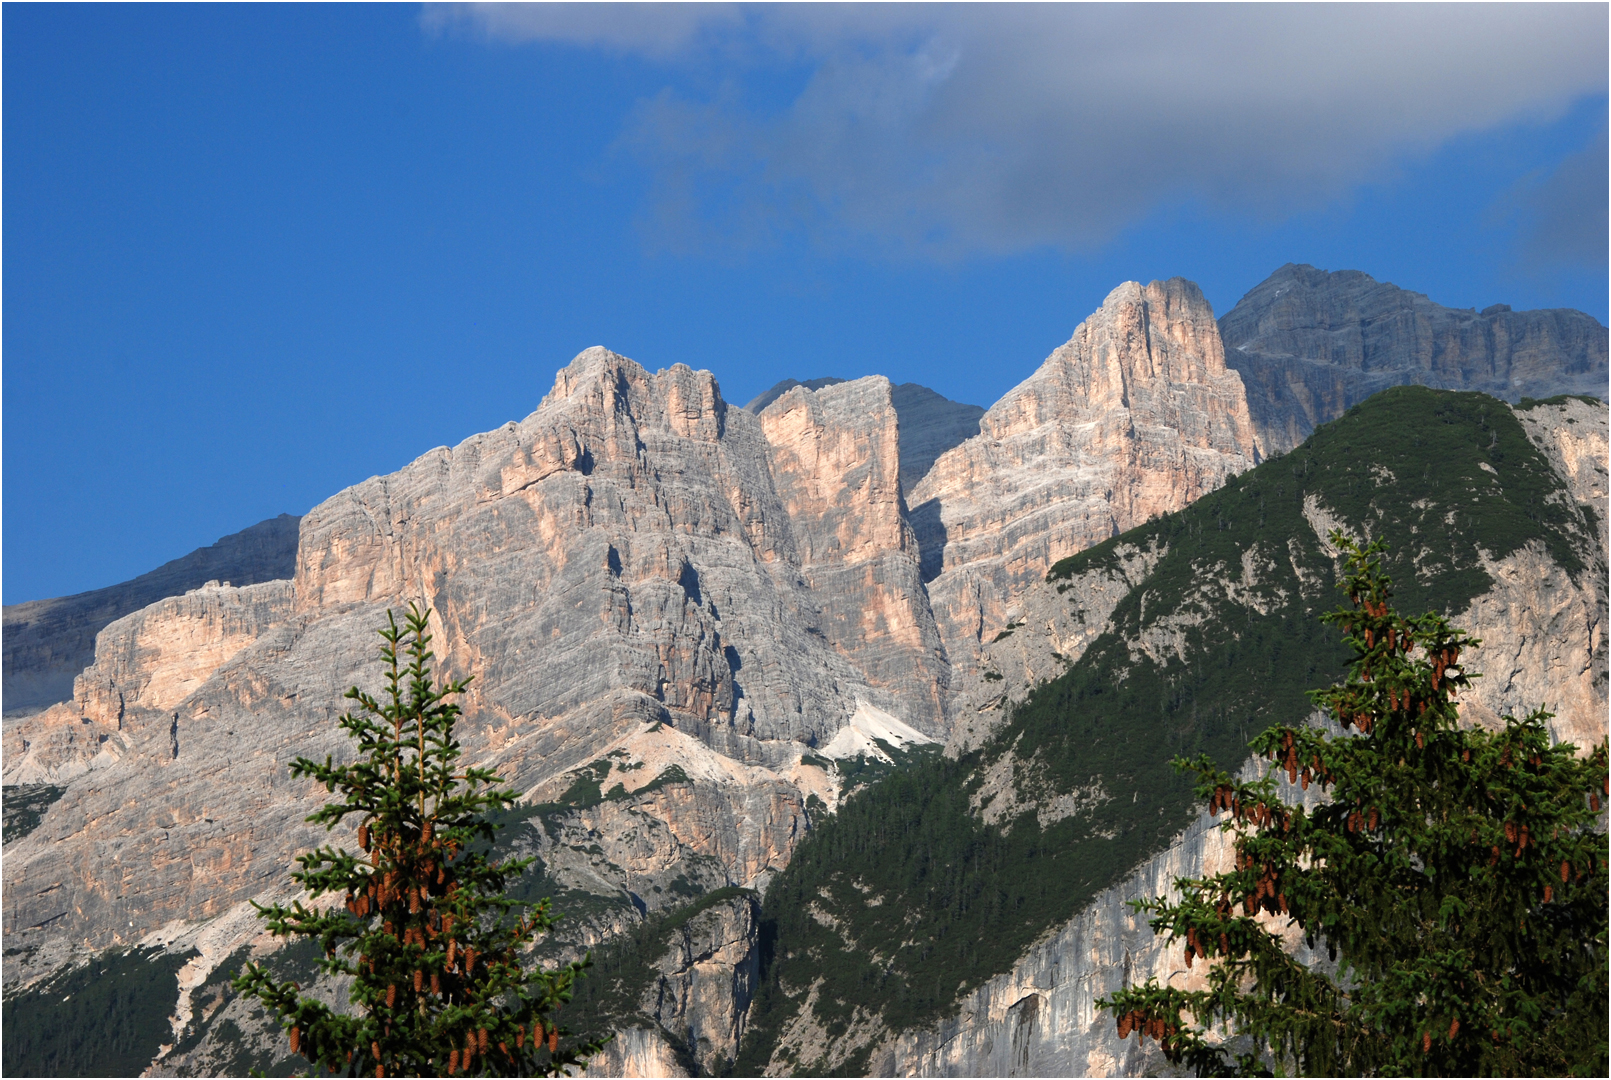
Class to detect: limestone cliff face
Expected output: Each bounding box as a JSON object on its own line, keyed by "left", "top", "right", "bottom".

{"left": 879, "top": 401, "right": 1607, "bottom": 1080}
{"left": 757, "top": 378, "right": 950, "bottom": 729}
{"left": 744, "top": 378, "right": 985, "bottom": 496}
{"left": 570, "top": 895, "right": 761, "bottom": 1078}
{"left": 0, "top": 349, "right": 939, "bottom": 981}
{"left": 878, "top": 810, "right": 1232, "bottom": 1077}
{"left": 2, "top": 581, "right": 295, "bottom": 787}
{"left": 1220, "top": 264, "right": 1610, "bottom": 456}
{"left": 946, "top": 538, "right": 1167, "bottom": 754}
{"left": 2, "top": 514, "right": 300, "bottom": 717}
{"left": 0, "top": 351, "right": 952, "bottom": 1078}
{"left": 1454, "top": 397, "right": 1609, "bottom": 750}
{"left": 5, "top": 278, "right": 1602, "bottom": 1078}
{"left": 639, "top": 893, "right": 760, "bottom": 1073}
{"left": 911, "top": 278, "right": 1259, "bottom": 668}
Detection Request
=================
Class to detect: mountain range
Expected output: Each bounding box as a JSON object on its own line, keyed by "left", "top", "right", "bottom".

{"left": 2, "top": 264, "right": 1605, "bottom": 1078}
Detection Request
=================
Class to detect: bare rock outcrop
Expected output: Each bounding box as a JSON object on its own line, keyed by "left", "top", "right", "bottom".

{"left": 1220, "top": 264, "right": 1609, "bottom": 456}
{"left": 1514, "top": 395, "right": 1609, "bottom": 560}
{"left": 2, "top": 514, "right": 300, "bottom": 717}
{"left": 745, "top": 377, "right": 986, "bottom": 496}
{"left": 757, "top": 378, "right": 950, "bottom": 729}
{"left": 911, "top": 278, "right": 1259, "bottom": 668}
{"left": 641, "top": 892, "right": 760, "bottom": 1073}
{"left": 947, "top": 538, "right": 1167, "bottom": 753}
{"left": 2, "top": 580, "right": 295, "bottom": 788}
{"left": 0, "top": 349, "right": 942, "bottom": 979}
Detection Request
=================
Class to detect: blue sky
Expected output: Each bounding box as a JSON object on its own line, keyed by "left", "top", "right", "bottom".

{"left": 4, "top": 2, "right": 1606, "bottom": 603}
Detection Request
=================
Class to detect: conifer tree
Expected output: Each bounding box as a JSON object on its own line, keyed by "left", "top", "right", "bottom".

{"left": 234, "top": 603, "right": 605, "bottom": 1077}
{"left": 1098, "top": 535, "right": 1608, "bottom": 1076}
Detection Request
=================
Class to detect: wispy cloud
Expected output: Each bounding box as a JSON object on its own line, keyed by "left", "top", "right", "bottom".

{"left": 429, "top": 2, "right": 1608, "bottom": 259}
{"left": 1510, "top": 125, "right": 1609, "bottom": 272}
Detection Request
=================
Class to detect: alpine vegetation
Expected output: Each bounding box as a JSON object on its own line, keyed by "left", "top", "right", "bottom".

{"left": 233, "top": 605, "right": 605, "bottom": 1077}
{"left": 1100, "top": 538, "right": 1609, "bottom": 1076}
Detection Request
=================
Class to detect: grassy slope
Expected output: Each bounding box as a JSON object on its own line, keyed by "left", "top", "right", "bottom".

{"left": 734, "top": 387, "right": 1597, "bottom": 1074}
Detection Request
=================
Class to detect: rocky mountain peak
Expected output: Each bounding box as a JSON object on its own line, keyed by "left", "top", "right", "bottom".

{"left": 910, "top": 277, "right": 1259, "bottom": 668}
{"left": 984, "top": 277, "right": 1245, "bottom": 439}
{"left": 744, "top": 376, "right": 848, "bottom": 414}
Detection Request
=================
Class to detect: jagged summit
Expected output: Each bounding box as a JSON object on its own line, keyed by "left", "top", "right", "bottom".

{"left": 909, "top": 276, "right": 1260, "bottom": 666}
{"left": 4, "top": 267, "right": 1605, "bottom": 1078}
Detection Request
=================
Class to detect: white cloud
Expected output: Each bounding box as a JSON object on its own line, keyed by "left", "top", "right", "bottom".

{"left": 422, "top": 1, "right": 748, "bottom": 58}
{"left": 430, "top": 2, "right": 1609, "bottom": 257}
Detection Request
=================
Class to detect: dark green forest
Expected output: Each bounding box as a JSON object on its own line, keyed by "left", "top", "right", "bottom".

{"left": 733, "top": 388, "right": 1600, "bottom": 1073}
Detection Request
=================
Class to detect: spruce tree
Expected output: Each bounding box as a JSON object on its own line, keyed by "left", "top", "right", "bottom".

{"left": 234, "top": 603, "right": 605, "bottom": 1077}
{"left": 1098, "top": 535, "right": 1608, "bottom": 1076}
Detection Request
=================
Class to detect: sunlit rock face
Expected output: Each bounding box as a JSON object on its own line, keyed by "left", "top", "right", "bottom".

{"left": 4, "top": 272, "right": 1602, "bottom": 1079}
{"left": 0, "top": 350, "right": 946, "bottom": 969}
{"left": 909, "top": 278, "right": 1260, "bottom": 669}
{"left": 756, "top": 378, "right": 951, "bottom": 732}
{"left": 1220, "top": 263, "right": 1610, "bottom": 456}
{"left": 2, "top": 513, "right": 301, "bottom": 718}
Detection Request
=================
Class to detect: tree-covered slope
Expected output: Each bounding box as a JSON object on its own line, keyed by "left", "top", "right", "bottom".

{"left": 735, "top": 387, "right": 1601, "bottom": 1074}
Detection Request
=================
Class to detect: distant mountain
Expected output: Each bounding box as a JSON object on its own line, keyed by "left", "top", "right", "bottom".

{"left": 748, "top": 377, "right": 985, "bottom": 494}
{"left": 1220, "top": 263, "right": 1608, "bottom": 455}
{"left": 1, "top": 514, "right": 301, "bottom": 717}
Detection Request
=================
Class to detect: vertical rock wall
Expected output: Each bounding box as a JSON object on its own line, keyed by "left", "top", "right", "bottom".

{"left": 910, "top": 278, "right": 1259, "bottom": 669}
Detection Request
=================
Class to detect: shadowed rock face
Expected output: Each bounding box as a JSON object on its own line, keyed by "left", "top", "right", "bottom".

{"left": 2, "top": 515, "right": 301, "bottom": 717}
{"left": 1220, "top": 263, "right": 1610, "bottom": 456}
{"left": 910, "top": 278, "right": 1260, "bottom": 669}
{"left": 888, "top": 383, "right": 985, "bottom": 496}
{"left": 745, "top": 377, "right": 847, "bottom": 414}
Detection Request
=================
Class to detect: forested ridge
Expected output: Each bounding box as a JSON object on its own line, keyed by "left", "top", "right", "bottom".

{"left": 734, "top": 387, "right": 1599, "bottom": 1073}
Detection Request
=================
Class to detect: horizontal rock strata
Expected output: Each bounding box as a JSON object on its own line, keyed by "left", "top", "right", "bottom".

{"left": 2, "top": 514, "right": 300, "bottom": 717}
{"left": 911, "top": 278, "right": 1259, "bottom": 669}
{"left": 1, "top": 350, "right": 946, "bottom": 977}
